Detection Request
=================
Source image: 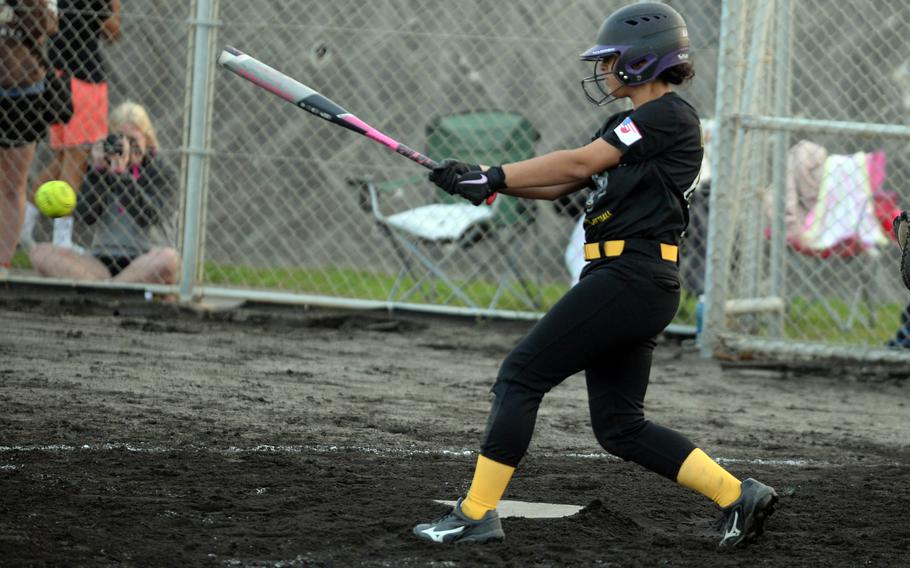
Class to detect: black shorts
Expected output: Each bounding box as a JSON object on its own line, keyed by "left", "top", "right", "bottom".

{"left": 0, "top": 87, "right": 48, "bottom": 148}
{"left": 95, "top": 255, "right": 135, "bottom": 277}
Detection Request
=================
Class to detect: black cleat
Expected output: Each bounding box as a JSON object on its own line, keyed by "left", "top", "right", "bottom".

{"left": 716, "top": 478, "right": 778, "bottom": 548}
{"left": 413, "top": 498, "right": 505, "bottom": 544}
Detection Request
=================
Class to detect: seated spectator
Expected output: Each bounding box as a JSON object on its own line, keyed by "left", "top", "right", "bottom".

{"left": 29, "top": 101, "right": 179, "bottom": 284}
{"left": 21, "top": 0, "right": 122, "bottom": 251}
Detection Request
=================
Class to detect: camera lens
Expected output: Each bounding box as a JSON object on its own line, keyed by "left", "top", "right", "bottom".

{"left": 103, "top": 133, "right": 124, "bottom": 155}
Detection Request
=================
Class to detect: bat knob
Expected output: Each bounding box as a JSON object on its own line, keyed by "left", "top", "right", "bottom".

{"left": 217, "top": 46, "right": 244, "bottom": 67}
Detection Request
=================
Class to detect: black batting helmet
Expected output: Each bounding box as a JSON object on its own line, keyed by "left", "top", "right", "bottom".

{"left": 580, "top": 2, "right": 691, "bottom": 105}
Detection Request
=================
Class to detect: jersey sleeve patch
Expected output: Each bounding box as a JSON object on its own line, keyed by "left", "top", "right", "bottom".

{"left": 613, "top": 117, "right": 643, "bottom": 146}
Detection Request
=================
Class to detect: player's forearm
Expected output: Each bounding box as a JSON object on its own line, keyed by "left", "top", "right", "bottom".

{"left": 500, "top": 180, "right": 586, "bottom": 201}
{"left": 500, "top": 150, "right": 593, "bottom": 189}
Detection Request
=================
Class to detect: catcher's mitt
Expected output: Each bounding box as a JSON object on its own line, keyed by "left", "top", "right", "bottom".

{"left": 895, "top": 211, "right": 910, "bottom": 290}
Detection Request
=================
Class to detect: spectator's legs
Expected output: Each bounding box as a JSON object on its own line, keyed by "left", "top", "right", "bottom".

{"left": 53, "top": 145, "right": 90, "bottom": 247}
{"left": 44, "top": 77, "right": 107, "bottom": 250}
{"left": 0, "top": 143, "right": 36, "bottom": 266}
{"left": 57, "top": 145, "right": 90, "bottom": 191}
{"left": 29, "top": 243, "right": 110, "bottom": 280}
{"left": 22, "top": 149, "right": 64, "bottom": 249}
{"left": 33, "top": 149, "right": 64, "bottom": 188}
{"left": 43, "top": 145, "right": 91, "bottom": 248}
{"left": 113, "top": 247, "right": 180, "bottom": 284}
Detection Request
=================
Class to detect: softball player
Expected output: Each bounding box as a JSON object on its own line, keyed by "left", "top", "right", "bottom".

{"left": 413, "top": 2, "right": 777, "bottom": 548}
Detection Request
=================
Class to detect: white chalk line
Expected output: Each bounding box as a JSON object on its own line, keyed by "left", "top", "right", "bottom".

{"left": 0, "top": 442, "right": 904, "bottom": 468}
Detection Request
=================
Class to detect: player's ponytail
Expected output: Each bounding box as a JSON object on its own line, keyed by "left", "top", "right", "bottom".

{"left": 659, "top": 62, "right": 695, "bottom": 85}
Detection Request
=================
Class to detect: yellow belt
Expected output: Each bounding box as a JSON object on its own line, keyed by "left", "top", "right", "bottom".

{"left": 583, "top": 240, "right": 679, "bottom": 263}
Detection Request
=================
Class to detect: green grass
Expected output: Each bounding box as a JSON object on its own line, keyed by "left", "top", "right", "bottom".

{"left": 202, "top": 261, "right": 569, "bottom": 312}
{"left": 715, "top": 295, "right": 902, "bottom": 346}
{"left": 200, "top": 263, "right": 902, "bottom": 346}
{"left": 10, "top": 250, "right": 32, "bottom": 269}
{"left": 677, "top": 290, "right": 699, "bottom": 325}
{"left": 783, "top": 297, "right": 903, "bottom": 345}
{"left": 13, "top": 250, "right": 902, "bottom": 346}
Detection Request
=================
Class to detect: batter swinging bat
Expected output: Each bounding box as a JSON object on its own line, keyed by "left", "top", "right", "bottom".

{"left": 217, "top": 46, "right": 497, "bottom": 204}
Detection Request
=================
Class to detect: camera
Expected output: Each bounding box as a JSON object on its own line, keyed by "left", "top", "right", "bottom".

{"left": 102, "top": 133, "right": 125, "bottom": 156}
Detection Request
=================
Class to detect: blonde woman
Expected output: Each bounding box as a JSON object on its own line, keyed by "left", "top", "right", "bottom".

{"left": 30, "top": 101, "right": 179, "bottom": 284}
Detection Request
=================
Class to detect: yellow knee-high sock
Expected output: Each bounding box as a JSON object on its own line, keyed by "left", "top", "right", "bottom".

{"left": 460, "top": 455, "right": 516, "bottom": 520}
{"left": 676, "top": 448, "right": 742, "bottom": 508}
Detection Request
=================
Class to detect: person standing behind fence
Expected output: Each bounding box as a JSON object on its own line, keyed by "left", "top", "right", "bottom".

{"left": 413, "top": 2, "right": 778, "bottom": 549}
{"left": 1, "top": 0, "right": 57, "bottom": 273}
{"left": 29, "top": 101, "right": 179, "bottom": 284}
{"left": 888, "top": 212, "right": 910, "bottom": 348}
{"left": 895, "top": 211, "right": 910, "bottom": 291}
{"left": 21, "top": 0, "right": 120, "bottom": 251}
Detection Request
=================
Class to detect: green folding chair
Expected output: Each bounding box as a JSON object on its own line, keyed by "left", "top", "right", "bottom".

{"left": 364, "top": 111, "right": 542, "bottom": 310}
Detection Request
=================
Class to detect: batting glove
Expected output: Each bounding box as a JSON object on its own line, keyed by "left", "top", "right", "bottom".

{"left": 429, "top": 159, "right": 481, "bottom": 194}
{"left": 451, "top": 167, "right": 506, "bottom": 206}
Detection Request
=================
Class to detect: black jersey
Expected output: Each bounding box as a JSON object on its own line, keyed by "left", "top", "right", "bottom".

{"left": 583, "top": 92, "right": 703, "bottom": 244}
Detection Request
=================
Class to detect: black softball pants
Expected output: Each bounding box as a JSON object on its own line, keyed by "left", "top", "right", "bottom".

{"left": 481, "top": 250, "right": 696, "bottom": 480}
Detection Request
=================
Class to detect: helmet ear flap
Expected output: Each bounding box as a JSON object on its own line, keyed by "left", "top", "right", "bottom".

{"left": 615, "top": 50, "right": 662, "bottom": 85}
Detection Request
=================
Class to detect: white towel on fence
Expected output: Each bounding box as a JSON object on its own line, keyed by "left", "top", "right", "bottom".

{"left": 800, "top": 152, "right": 888, "bottom": 251}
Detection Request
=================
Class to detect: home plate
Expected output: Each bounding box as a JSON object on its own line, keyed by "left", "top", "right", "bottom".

{"left": 434, "top": 500, "right": 583, "bottom": 519}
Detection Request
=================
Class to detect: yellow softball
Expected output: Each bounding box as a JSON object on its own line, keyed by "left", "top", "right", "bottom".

{"left": 35, "top": 180, "right": 77, "bottom": 218}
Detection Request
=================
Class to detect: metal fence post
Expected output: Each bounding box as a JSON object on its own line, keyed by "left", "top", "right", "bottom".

{"left": 179, "top": 0, "right": 219, "bottom": 301}
{"left": 731, "top": 1, "right": 772, "bottom": 303}
{"left": 700, "top": 0, "right": 739, "bottom": 357}
{"left": 769, "top": 0, "right": 792, "bottom": 338}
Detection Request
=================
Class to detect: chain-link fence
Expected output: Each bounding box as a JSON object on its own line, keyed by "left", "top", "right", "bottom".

{"left": 3, "top": 0, "right": 188, "bottom": 287}
{"left": 4, "top": 0, "right": 909, "bottom": 361}
{"left": 702, "top": 0, "right": 910, "bottom": 361}
{"left": 201, "top": 0, "right": 720, "bottom": 321}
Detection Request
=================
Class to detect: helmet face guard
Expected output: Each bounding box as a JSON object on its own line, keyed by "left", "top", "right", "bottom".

{"left": 579, "top": 2, "right": 691, "bottom": 105}
{"left": 579, "top": 46, "right": 630, "bottom": 106}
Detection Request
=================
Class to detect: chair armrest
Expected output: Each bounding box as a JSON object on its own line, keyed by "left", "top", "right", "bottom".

{"left": 347, "top": 174, "right": 425, "bottom": 192}
{"left": 346, "top": 178, "right": 373, "bottom": 213}
{"left": 346, "top": 174, "right": 433, "bottom": 217}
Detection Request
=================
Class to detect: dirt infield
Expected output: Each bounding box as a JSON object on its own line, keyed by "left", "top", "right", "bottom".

{"left": 1, "top": 287, "right": 908, "bottom": 567}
